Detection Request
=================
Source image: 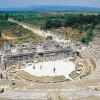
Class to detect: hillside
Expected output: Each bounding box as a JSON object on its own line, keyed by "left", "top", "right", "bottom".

{"left": 0, "top": 18, "right": 44, "bottom": 42}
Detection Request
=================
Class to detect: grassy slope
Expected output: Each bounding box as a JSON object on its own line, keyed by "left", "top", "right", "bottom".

{"left": 51, "top": 28, "right": 87, "bottom": 41}
{"left": 0, "top": 20, "right": 44, "bottom": 42}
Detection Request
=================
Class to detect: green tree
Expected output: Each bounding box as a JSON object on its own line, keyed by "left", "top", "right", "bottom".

{"left": 81, "top": 37, "right": 86, "bottom": 43}
{"left": 92, "top": 18, "right": 99, "bottom": 25}
{"left": 5, "top": 13, "right": 9, "bottom": 20}
{"left": 77, "top": 14, "right": 84, "bottom": 24}
{"left": 52, "top": 20, "right": 62, "bottom": 28}
{"left": 86, "top": 30, "right": 93, "bottom": 42}
{"left": 64, "top": 15, "right": 76, "bottom": 27}
{"left": 45, "top": 19, "right": 62, "bottom": 29}
{"left": 0, "top": 30, "right": 1, "bottom": 38}
{"left": 45, "top": 19, "right": 53, "bottom": 29}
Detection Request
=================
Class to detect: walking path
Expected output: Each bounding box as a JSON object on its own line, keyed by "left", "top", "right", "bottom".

{"left": 8, "top": 18, "right": 70, "bottom": 43}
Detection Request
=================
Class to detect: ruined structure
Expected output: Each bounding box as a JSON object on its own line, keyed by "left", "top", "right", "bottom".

{"left": 0, "top": 41, "right": 79, "bottom": 69}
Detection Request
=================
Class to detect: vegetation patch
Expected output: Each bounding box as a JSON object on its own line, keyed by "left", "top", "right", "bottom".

{"left": 16, "top": 70, "right": 67, "bottom": 83}
{"left": 69, "top": 70, "right": 77, "bottom": 78}
{"left": 0, "top": 14, "right": 44, "bottom": 42}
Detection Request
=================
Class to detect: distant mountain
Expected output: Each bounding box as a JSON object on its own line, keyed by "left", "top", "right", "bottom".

{"left": 0, "top": 5, "right": 100, "bottom": 12}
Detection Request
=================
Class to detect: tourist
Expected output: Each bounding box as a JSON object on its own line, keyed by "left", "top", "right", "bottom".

{"left": 6, "top": 75, "right": 8, "bottom": 80}
{"left": 33, "top": 64, "right": 35, "bottom": 69}
{"left": 40, "top": 65, "right": 42, "bottom": 70}
{"left": 53, "top": 68, "right": 55, "bottom": 73}
{"left": 12, "top": 80, "right": 15, "bottom": 85}
{"left": 0, "top": 73, "right": 3, "bottom": 79}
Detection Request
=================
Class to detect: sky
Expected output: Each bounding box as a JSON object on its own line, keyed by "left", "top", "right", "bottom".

{"left": 0, "top": 0, "right": 100, "bottom": 8}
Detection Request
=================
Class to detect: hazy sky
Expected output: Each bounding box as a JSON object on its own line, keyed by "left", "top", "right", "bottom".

{"left": 0, "top": 0, "right": 100, "bottom": 8}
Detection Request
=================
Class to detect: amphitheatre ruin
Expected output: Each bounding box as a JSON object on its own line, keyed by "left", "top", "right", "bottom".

{"left": 0, "top": 18, "right": 100, "bottom": 100}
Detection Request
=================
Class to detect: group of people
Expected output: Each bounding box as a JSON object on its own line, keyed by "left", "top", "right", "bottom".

{"left": 32, "top": 64, "right": 56, "bottom": 73}
{"left": 33, "top": 64, "right": 43, "bottom": 70}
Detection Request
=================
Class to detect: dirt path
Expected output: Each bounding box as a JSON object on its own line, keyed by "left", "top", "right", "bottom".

{"left": 2, "top": 33, "right": 23, "bottom": 40}
{"left": 8, "top": 18, "right": 69, "bottom": 43}
{"left": 8, "top": 18, "right": 52, "bottom": 37}
{"left": 2, "top": 34, "right": 17, "bottom": 40}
